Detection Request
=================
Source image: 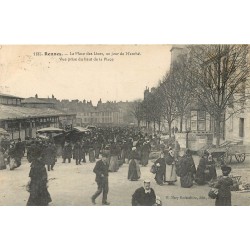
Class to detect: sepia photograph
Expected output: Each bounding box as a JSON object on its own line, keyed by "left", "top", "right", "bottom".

{"left": 1, "top": 44, "right": 250, "bottom": 206}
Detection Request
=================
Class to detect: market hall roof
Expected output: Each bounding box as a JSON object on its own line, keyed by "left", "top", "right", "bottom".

{"left": 0, "top": 93, "right": 24, "bottom": 99}
{"left": 0, "top": 104, "right": 75, "bottom": 120}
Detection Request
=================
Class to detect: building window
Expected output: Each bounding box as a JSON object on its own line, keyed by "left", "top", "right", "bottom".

{"left": 190, "top": 110, "right": 211, "bottom": 132}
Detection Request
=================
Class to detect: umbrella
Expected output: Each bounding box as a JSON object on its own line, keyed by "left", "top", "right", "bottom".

{"left": 36, "top": 127, "right": 64, "bottom": 133}
{"left": 73, "top": 127, "right": 91, "bottom": 133}
{"left": 0, "top": 128, "right": 9, "bottom": 136}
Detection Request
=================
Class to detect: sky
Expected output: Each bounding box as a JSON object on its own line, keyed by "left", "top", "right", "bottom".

{"left": 0, "top": 45, "right": 172, "bottom": 105}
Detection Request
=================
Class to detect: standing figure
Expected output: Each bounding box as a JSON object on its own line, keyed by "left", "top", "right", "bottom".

{"left": 81, "top": 140, "right": 86, "bottom": 163}
{"left": 214, "top": 165, "right": 233, "bottom": 206}
{"left": 179, "top": 149, "right": 196, "bottom": 188}
{"left": 205, "top": 153, "right": 217, "bottom": 182}
{"left": 44, "top": 141, "right": 57, "bottom": 171}
{"left": 127, "top": 147, "right": 141, "bottom": 181}
{"left": 109, "top": 142, "right": 119, "bottom": 172}
{"left": 14, "top": 138, "right": 25, "bottom": 167}
{"left": 94, "top": 139, "right": 102, "bottom": 159}
{"left": 88, "top": 141, "right": 95, "bottom": 163}
{"left": 154, "top": 152, "right": 166, "bottom": 186}
{"left": 164, "top": 149, "right": 177, "bottom": 185}
{"left": 91, "top": 153, "right": 110, "bottom": 205}
{"left": 62, "top": 142, "right": 72, "bottom": 163}
{"left": 140, "top": 142, "right": 151, "bottom": 166}
{"left": 27, "top": 145, "right": 52, "bottom": 206}
{"left": 0, "top": 146, "right": 6, "bottom": 170}
{"left": 132, "top": 180, "right": 156, "bottom": 206}
{"left": 73, "top": 141, "right": 82, "bottom": 165}
{"left": 195, "top": 150, "right": 209, "bottom": 185}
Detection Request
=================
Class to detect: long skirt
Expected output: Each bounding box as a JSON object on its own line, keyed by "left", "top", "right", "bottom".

{"left": 155, "top": 169, "right": 165, "bottom": 185}
{"left": 0, "top": 152, "right": 6, "bottom": 170}
{"left": 165, "top": 164, "right": 177, "bottom": 184}
{"left": 180, "top": 172, "right": 193, "bottom": 188}
{"left": 109, "top": 156, "right": 119, "bottom": 172}
{"left": 141, "top": 152, "right": 149, "bottom": 166}
{"left": 215, "top": 196, "right": 231, "bottom": 206}
{"left": 27, "top": 186, "right": 52, "bottom": 206}
{"left": 89, "top": 149, "right": 95, "bottom": 163}
{"left": 120, "top": 149, "right": 125, "bottom": 164}
{"left": 128, "top": 159, "right": 140, "bottom": 181}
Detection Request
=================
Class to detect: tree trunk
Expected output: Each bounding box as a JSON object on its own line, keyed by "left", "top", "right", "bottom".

{"left": 137, "top": 119, "right": 140, "bottom": 127}
{"left": 158, "top": 121, "right": 161, "bottom": 131}
{"left": 180, "top": 115, "right": 183, "bottom": 133}
{"left": 153, "top": 120, "right": 156, "bottom": 133}
{"left": 168, "top": 122, "right": 172, "bottom": 138}
{"left": 216, "top": 119, "right": 221, "bottom": 147}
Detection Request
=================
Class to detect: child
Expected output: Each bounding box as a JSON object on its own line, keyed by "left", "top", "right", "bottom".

{"left": 214, "top": 165, "right": 233, "bottom": 206}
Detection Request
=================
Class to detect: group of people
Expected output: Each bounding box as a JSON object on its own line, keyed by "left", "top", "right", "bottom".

{"left": 0, "top": 125, "right": 235, "bottom": 206}
{"left": 151, "top": 146, "right": 234, "bottom": 206}
{"left": 61, "top": 127, "right": 153, "bottom": 175}
{"left": 0, "top": 138, "right": 25, "bottom": 170}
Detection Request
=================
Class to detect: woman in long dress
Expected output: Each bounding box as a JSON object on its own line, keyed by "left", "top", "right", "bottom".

{"left": 128, "top": 147, "right": 141, "bottom": 181}
{"left": 109, "top": 142, "right": 119, "bottom": 172}
{"left": 0, "top": 146, "right": 6, "bottom": 170}
{"left": 88, "top": 141, "right": 95, "bottom": 163}
{"left": 179, "top": 149, "right": 196, "bottom": 188}
{"left": 164, "top": 149, "right": 177, "bottom": 185}
{"left": 140, "top": 142, "right": 151, "bottom": 166}
{"left": 27, "top": 145, "right": 52, "bottom": 206}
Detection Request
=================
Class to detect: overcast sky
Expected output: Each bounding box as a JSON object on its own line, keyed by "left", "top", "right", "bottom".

{"left": 0, "top": 45, "right": 171, "bottom": 105}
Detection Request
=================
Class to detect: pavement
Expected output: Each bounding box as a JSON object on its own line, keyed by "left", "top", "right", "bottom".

{"left": 0, "top": 154, "right": 250, "bottom": 206}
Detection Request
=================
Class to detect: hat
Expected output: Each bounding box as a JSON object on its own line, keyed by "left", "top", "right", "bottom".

{"left": 221, "top": 165, "right": 231, "bottom": 172}
{"left": 132, "top": 147, "right": 136, "bottom": 151}
{"left": 144, "top": 179, "right": 151, "bottom": 183}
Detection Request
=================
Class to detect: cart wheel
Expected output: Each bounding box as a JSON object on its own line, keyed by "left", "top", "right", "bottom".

{"left": 235, "top": 153, "right": 245, "bottom": 163}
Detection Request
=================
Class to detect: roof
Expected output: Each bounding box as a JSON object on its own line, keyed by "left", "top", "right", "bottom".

{"left": 0, "top": 104, "right": 71, "bottom": 120}
{"left": 22, "top": 97, "right": 52, "bottom": 104}
{"left": 37, "top": 127, "right": 64, "bottom": 133}
{"left": 0, "top": 93, "right": 24, "bottom": 99}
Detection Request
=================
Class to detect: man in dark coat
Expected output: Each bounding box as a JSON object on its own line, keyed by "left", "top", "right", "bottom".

{"left": 62, "top": 142, "right": 72, "bottom": 163}
{"left": 73, "top": 141, "right": 82, "bottom": 165}
{"left": 44, "top": 142, "right": 57, "bottom": 171}
{"left": 132, "top": 180, "right": 156, "bottom": 206}
{"left": 91, "top": 153, "right": 110, "bottom": 205}
{"left": 14, "top": 138, "right": 25, "bottom": 167}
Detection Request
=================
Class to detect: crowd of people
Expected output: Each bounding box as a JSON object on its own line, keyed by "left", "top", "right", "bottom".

{"left": 0, "top": 125, "right": 234, "bottom": 206}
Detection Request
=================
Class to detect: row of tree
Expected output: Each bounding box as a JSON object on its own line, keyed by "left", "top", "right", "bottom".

{"left": 132, "top": 45, "right": 250, "bottom": 146}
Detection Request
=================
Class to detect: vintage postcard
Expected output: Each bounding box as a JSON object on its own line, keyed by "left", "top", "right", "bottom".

{"left": 0, "top": 44, "right": 250, "bottom": 206}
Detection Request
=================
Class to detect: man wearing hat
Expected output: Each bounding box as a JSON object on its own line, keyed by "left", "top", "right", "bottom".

{"left": 132, "top": 180, "right": 156, "bottom": 206}
{"left": 91, "top": 152, "right": 110, "bottom": 205}
{"left": 214, "top": 165, "right": 233, "bottom": 206}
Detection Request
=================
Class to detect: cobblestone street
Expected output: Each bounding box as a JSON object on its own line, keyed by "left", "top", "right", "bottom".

{"left": 1, "top": 155, "right": 250, "bottom": 206}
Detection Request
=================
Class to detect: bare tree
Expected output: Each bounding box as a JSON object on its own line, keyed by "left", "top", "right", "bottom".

{"left": 171, "top": 54, "right": 194, "bottom": 132}
{"left": 130, "top": 100, "right": 144, "bottom": 127}
{"left": 187, "top": 45, "right": 250, "bottom": 146}
{"left": 160, "top": 73, "right": 179, "bottom": 137}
